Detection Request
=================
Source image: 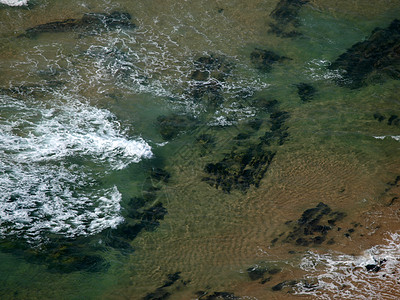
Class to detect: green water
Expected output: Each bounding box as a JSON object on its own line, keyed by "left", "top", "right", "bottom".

{"left": 1, "top": 0, "right": 400, "bottom": 299}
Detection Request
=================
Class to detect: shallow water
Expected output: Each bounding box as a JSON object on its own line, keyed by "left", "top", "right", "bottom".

{"left": 1, "top": 0, "right": 400, "bottom": 299}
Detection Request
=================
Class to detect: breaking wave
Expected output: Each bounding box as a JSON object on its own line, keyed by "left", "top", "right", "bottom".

{"left": 0, "top": 94, "right": 152, "bottom": 243}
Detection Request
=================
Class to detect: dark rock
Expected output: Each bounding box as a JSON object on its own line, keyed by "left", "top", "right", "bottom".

{"left": 22, "top": 11, "right": 135, "bottom": 38}
{"left": 191, "top": 54, "right": 232, "bottom": 82}
{"left": 252, "top": 98, "right": 279, "bottom": 112}
{"left": 250, "top": 49, "right": 290, "bottom": 72}
{"left": 143, "top": 272, "right": 182, "bottom": 300}
{"left": 327, "top": 238, "right": 335, "bottom": 245}
{"left": 269, "top": 0, "right": 309, "bottom": 37}
{"left": 365, "top": 264, "right": 381, "bottom": 272}
{"left": 373, "top": 113, "right": 386, "bottom": 122}
{"left": 196, "top": 134, "right": 215, "bottom": 147}
{"left": 261, "top": 277, "right": 272, "bottom": 284}
{"left": 161, "top": 272, "right": 181, "bottom": 288}
{"left": 192, "top": 70, "right": 210, "bottom": 81}
{"left": 150, "top": 168, "right": 170, "bottom": 183}
{"left": 270, "top": 0, "right": 308, "bottom": 26}
{"left": 143, "top": 290, "right": 171, "bottom": 300}
{"left": 247, "top": 119, "right": 263, "bottom": 131}
{"left": 268, "top": 268, "right": 281, "bottom": 275}
{"left": 48, "top": 254, "right": 108, "bottom": 273}
{"left": 190, "top": 82, "right": 224, "bottom": 108}
{"left": 235, "top": 133, "right": 250, "bottom": 140}
{"left": 297, "top": 83, "right": 316, "bottom": 102}
{"left": 280, "top": 202, "right": 346, "bottom": 246}
{"left": 198, "top": 292, "right": 239, "bottom": 299}
{"left": 271, "top": 280, "right": 297, "bottom": 291}
{"left": 388, "top": 115, "right": 399, "bottom": 125}
{"left": 117, "top": 202, "right": 167, "bottom": 239}
{"left": 203, "top": 108, "right": 289, "bottom": 192}
{"left": 157, "top": 114, "right": 195, "bottom": 140}
{"left": 329, "top": 19, "right": 400, "bottom": 88}
{"left": 247, "top": 266, "right": 267, "bottom": 281}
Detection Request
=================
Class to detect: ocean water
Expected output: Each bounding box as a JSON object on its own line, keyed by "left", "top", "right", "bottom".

{"left": 1, "top": 0, "right": 400, "bottom": 299}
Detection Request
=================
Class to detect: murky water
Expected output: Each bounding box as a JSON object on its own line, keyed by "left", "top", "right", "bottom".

{"left": 1, "top": 0, "right": 400, "bottom": 299}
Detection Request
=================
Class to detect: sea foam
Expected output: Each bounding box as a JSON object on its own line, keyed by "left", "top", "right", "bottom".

{"left": 0, "top": 0, "right": 28, "bottom": 6}
{"left": 295, "top": 232, "right": 400, "bottom": 299}
{"left": 0, "top": 94, "right": 152, "bottom": 243}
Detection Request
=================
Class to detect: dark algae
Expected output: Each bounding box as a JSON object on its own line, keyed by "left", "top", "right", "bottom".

{"left": 329, "top": 19, "right": 400, "bottom": 88}
{"left": 21, "top": 11, "right": 135, "bottom": 38}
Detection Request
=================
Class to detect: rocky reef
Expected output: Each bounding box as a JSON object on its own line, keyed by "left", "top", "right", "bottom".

{"left": 271, "top": 202, "right": 347, "bottom": 247}
{"left": 203, "top": 99, "right": 289, "bottom": 192}
{"left": 329, "top": 19, "right": 400, "bottom": 88}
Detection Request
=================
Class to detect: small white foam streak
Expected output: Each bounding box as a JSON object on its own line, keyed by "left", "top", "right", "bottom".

{"left": 374, "top": 135, "right": 400, "bottom": 141}
{"left": 0, "top": 94, "right": 152, "bottom": 242}
{"left": 0, "top": 0, "right": 28, "bottom": 6}
{"left": 295, "top": 232, "right": 400, "bottom": 299}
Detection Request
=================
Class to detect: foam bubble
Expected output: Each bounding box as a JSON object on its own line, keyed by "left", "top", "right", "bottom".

{"left": 295, "top": 232, "right": 400, "bottom": 299}
{"left": 0, "top": 94, "right": 152, "bottom": 243}
{"left": 0, "top": 0, "right": 28, "bottom": 6}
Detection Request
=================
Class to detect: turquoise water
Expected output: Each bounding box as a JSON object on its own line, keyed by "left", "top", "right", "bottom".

{"left": 1, "top": 0, "right": 400, "bottom": 299}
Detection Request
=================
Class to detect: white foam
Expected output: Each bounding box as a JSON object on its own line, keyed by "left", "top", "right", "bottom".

{"left": 295, "top": 232, "right": 400, "bottom": 299}
{"left": 0, "top": 0, "right": 28, "bottom": 6}
{"left": 374, "top": 135, "right": 400, "bottom": 141}
{"left": 0, "top": 94, "right": 152, "bottom": 243}
{"left": 305, "top": 59, "right": 343, "bottom": 81}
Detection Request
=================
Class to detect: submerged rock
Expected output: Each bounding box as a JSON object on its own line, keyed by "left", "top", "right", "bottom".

{"left": 197, "top": 291, "right": 239, "bottom": 300}
{"left": 365, "top": 259, "right": 386, "bottom": 272}
{"left": 157, "top": 114, "right": 196, "bottom": 140}
{"left": 329, "top": 19, "right": 400, "bottom": 88}
{"left": 247, "top": 266, "right": 267, "bottom": 281}
{"left": 296, "top": 83, "right": 316, "bottom": 102}
{"left": 272, "top": 202, "right": 346, "bottom": 247}
{"left": 250, "top": 48, "right": 290, "bottom": 72}
{"left": 143, "top": 272, "right": 183, "bottom": 300}
{"left": 191, "top": 54, "right": 232, "bottom": 82}
{"left": 187, "top": 54, "right": 232, "bottom": 109}
{"left": 21, "top": 11, "right": 135, "bottom": 38}
{"left": 247, "top": 264, "right": 281, "bottom": 281}
{"left": 203, "top": 106, "right": 289, "bottom": 192}
{"left": 269, "top": 0, "right": 309, "bottom": 37}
